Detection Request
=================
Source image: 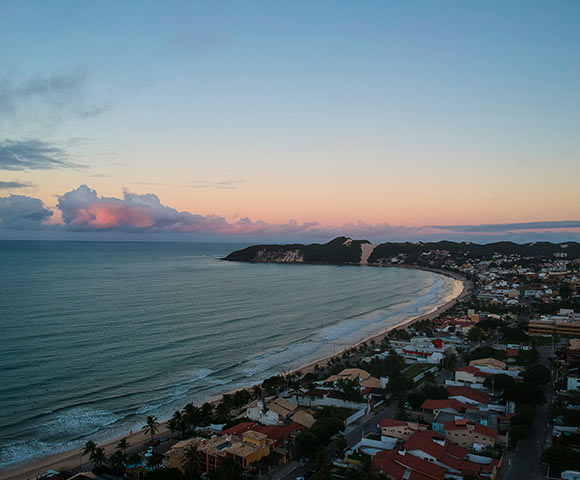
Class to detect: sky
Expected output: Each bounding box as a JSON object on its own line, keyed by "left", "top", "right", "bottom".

{"left": 1, "top": 0, "right": 579, "bottom": 243}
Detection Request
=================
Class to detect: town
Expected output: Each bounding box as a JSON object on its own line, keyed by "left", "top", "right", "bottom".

{"left": 40, "top": 245, "right": 580, "bottom": 480}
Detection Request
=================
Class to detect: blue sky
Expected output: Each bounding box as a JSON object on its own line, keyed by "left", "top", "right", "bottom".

{"left": 0, "top": 1, "right": 579, "bottom": 242}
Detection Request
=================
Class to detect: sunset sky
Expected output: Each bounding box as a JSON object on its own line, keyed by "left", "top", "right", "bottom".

{"left": 1, "top": 1, "right": 579, "bottom": 242}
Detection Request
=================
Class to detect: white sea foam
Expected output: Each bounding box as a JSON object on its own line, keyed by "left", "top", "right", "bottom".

{"left": 0, "top": 440, "right": 78, "bottom": 469}
{"left": 41, "top": 407, "right": 122, "bottom": 437}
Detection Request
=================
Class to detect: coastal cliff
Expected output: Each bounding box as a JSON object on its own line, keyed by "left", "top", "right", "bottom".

{"left": 224, "top": 236, "right": 373, "bottom": 264}
{"left": 225, "top": 238, "right": 580, "bottom": 264}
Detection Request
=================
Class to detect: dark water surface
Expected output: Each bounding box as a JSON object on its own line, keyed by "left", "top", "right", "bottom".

{"left": 0, "top": 241, "right": 456, "bottom": 468}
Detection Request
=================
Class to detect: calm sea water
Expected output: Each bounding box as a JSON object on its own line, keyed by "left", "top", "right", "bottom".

{"left": 0, "top": 241, "right": 456, "bottom": 469}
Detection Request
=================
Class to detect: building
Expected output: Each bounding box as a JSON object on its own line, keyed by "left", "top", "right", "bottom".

{"left": 469, "top": 358, "right": 507, "bottom": 370}
{"left": 372, "top": 450, "right": 446, "bottom": 480}
{"left": 455, "top": 366, "right": 491, "bottom": 384}
{"left": 324, "top": 367, "right": 384, "bottom": 389}
{"left": 379, "top": 418, "right": 428, "bottom": 441}
{"left": 529, "top": 310, "right": 580, "bottom": 336}
{"left": 567, "top": 376, "right": 580, "bottom": 392}
{"left": 164, "top": 431, "right": 273, "bottom": 475}
{"left": 404, "top": 431, "right": 500, "bottom": 479}
{"left": 246, "top": 397, "right": 298, "bottom": 425}
{"left": 443, "top": 419, "right": 502, "bottom": 449}
{"left": 421, "top": 398, "right": 472, "bottom": 415}
{"left": 446, "top": 386, "right": 491, "bottom": 407}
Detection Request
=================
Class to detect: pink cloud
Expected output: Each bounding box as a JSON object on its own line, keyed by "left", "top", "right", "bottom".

{"left": 3, "top": 185, "right": 580, "bottom": 243}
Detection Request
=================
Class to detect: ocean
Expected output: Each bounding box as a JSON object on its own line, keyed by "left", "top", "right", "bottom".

{"left": 0, "top": 241, "right": 456, "bottom": 469}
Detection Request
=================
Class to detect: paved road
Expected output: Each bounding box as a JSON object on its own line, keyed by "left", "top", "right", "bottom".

{"left": 500, "top": 347, "right": 554, "bottom": 480}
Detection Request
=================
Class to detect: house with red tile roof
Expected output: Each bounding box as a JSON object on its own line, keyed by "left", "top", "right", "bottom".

{"left": 221, "top": 421, "right": 305, "bottom": 448}
{"left": 221, "top": 421, "right": 260, "bottom": 437}
{"left": 372, "top": 450, "right": 446, "bottom": 480}
{"left": 446, "top": 386, "right": 491, "bottom": 406}
{"left": 380, "top": 418, "right": 429, "bottom": 441}
{"left": 443, "top": 419, "right": 503, "bottom": 449}
{"left": 404, "top": 431, "right": 500, "bottom": 479}
{"left": 255, "top": 422, "right": 305, "bottom": 447}
{"left": 455, "top": 366, "right": 492, "bottom": 384}
{"left": 421, "top": 398, "right": 473, "bottom": 415}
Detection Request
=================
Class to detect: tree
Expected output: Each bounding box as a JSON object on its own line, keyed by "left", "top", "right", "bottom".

{"left": 128, "top": 453, "right": 142, "bottom": 467}
{"left": 91, "top": 447, "right": 106, "bottom": 468}
{"left": 388, "top": 376, "right": 412, "bottom": 399}
{"left": 335, "top": 378, "right": 363, "bottom": 402}
{"left": 483, "top": 374, "right": 515, "bottom": 392}
{"left": 200, "top": 403, "right": 214, "bottom": 426}
{"left": 183, "top": 404, "right": 200, "bottom": 432}
{"left": 509, "top": 424, "right": 530, "bottom": 443}
{"left": 296, "top": 430, "right": 319, "bottom": 453}
{"left": 335, "top": 434, "right": 347, "bottom": 455}
{"left": 117, "top": 437, "right": 129, "bottom": 455}
{"left": 396, "top": 407, "right": 409, "bottom": 421}
{"left": 517, "top": 348, "right": 540, "bottom": 366}
{"left": 109, "top": 450, "right": 126, "bottom": 473}
{"left": 510, "top": 404, "right": 536, "bottom": 428}
{"left": 542, "top": 443, "right": 580, "bottom": 472}
{"left": 468, "top": 326, "right": 484, "bottom": 342}
{"left": 504, "top": 382, "right": 545, "bottom": 405}
{"left": 468, "top": 346, "right": 506, "bottom": 362}
{"left": 82, "top": 440, "right": 97, "bottom": 460}
{"left": 167, "top": 418, "right": 179, "bottom": 437}
{"left": 183, "top": 445, "right": 200, "bottom": 479}
{"left": 216, "top": 456, "right": 242, "bottom": 480}
{"left": 408, "top": 383, "right": 448, "bottom": 410}
{"left": 142, "top": 415, "right": 160, "bottom": 442}
{"left": 442, "top": 354, "right": 457, "bottom": 372}
{"left": 522, "top": 364, "right": 551, "bottom": 385}
{"left": 144, "top": 468, "right": 184, "bottom": 480}
{"left": 252, "top": 385, "right": 262, "bottom": 399}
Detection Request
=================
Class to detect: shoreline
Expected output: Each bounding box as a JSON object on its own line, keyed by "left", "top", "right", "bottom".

{"left": 1, "top": 267, "right": 470, "bottom": 480}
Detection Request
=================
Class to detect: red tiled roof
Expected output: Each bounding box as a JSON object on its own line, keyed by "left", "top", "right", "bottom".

{"left": 381, "top": 418, "right": 411, "bottom": 428}
{"left": 257, "top": 422, "right": 305, "bottom": 442}
{"left": 372, "top": 450, "right": 446, "bottom": 480}
{"left": 446, "top": 386, "right": 490, "bottom": 404}
{"left": 421, "top": 398, "right": 470, "bottom": 412}
{"left": 373, "top": 451, "right": 406, "bottom": 479}
{"left": 405, "top": 431, "right": 446, "bottom": 460}
{"left": 445, "top": 441, "right": 467, "bottom": 459}
{"left": 457, "top": 366, "right": 479, "bottom": 374}
{"left": 439, "top": 454, "right": 481, "bottom": 475}
{"left": 403, "top": 349, "right": 432, "bottom": 357}
{"left": 220, "top": 421, "right": 259, "bottom": 436}
{"left": 506, "top": 348, "right": 519, "bottom": 357}
{"left": 474, "top": 423, "right": 499, "bottom": 439}
{"left": 443, "top": 420, "right": 468, "bottom": 431}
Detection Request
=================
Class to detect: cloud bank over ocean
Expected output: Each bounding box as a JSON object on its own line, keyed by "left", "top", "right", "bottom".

{"left": 1, "top": 185, "right": 579, "bottom": 243}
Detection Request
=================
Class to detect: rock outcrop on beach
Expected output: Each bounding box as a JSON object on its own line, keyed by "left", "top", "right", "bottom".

{"left": 225, "top": 238, "right": 580, "bottom": 264}
{"left": 224, "top": 236, "right": 373, "bottom": 264}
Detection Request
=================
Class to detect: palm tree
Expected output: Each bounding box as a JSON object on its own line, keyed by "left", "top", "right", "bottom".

{"left": 91, "top": 447, "right": 106, "bottom": 468}
{"left": 200, "top": 402, "right": 214, "bottom": 426}
{"left": 142, "top": 415, "right": 160, "bottom": 442}
{"left": 127, "top": 452, "right": 142, "bottom": 467}
{"left": 168, "top": 417, "right": 179, "bottom": 437}
{"left": 183, "top": 403, "right": 200, "bottom": 432}
{"left": 116, "top": 437, "right": 129, "bottom": 455}
{"left": 251, "top": 385, "right": 262, "bottom": 400}
{"left": 109, "top": 450, "right": 126, "bottom": 472}
{"left": 81, "top": 440, "right": 97, "bottom": 459}
{"left": 216, "top": 456, "right": 241, "bottom": 480}
{"left": 288, "top": 380, "right": 303, "bottom": 400}
{"left": 183, "top": 444, "right": 200, "bottom": 479}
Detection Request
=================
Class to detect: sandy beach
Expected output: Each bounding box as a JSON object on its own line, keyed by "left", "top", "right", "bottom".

{"left": 1, "top": 269, "right": 469, "bottom": 480}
